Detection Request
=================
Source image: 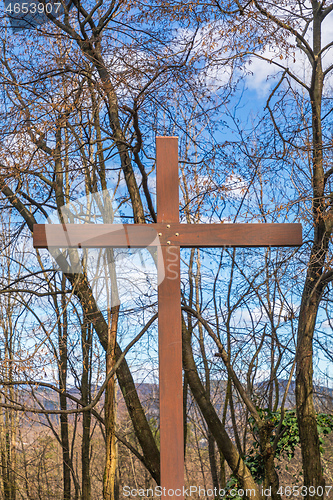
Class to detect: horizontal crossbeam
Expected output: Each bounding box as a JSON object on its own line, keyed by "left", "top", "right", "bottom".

{"left": 33, "top": 223, "right": 302, "bottom": 249}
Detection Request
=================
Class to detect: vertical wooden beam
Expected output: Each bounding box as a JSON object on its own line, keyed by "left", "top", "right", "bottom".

{"left": 156, "top": 137, "right": 184, "bottom": 498}
{"left": 156, "top": 137, "right": 180, "bottom": 224}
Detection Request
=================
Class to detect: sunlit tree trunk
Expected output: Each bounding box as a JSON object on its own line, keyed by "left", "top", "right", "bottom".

{"left": 295, "top": 7, "right": 328, "bottom": 499}
{"left": 0, "top": 256, "right": 17, "bottom": 500}
{"left": 81, "top": 322, "right": 92, "bottom": 500}
{"left": 58, "top": 275, "right": 71, "bottom": 500}
{"left": 103, "top": 305, "right": 120, "bottom": 500}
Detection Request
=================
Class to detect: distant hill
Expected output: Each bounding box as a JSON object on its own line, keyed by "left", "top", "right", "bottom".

{"left": 17, "top": 378, "right": 333, "bottom": 428}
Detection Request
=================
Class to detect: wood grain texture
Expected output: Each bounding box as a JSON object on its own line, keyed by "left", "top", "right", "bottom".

{"left": 156, "top": 136, "right": 179, "bottom": 223}
{"left": 34, "top": 223, "right": 302, "bottom": 248}
{"left": 158, "top": 245, "right": 184, "bottom": 497}
{"left": 172, "top": 222, "right": 302, "bottom": 247}
{"left": 33, "top": 224, "right": 160, "bottom": 248}
{"left": 156, "top": 138, "right": 184, "bottom": 498}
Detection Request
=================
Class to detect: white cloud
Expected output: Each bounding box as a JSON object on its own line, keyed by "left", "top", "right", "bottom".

{"left": 191, "top": 9, "right": 333, "bottom": 97}
{"left": 243, "top": 10, "right": 333, "bottom": 96}
{"left": 321, "top": 319, "right": 332, "bottom": 331}
{"left": 231, "top": 300, "right": 299, "bottom": 329}
{"left": 224, "top": 174, "right": 247, "bottom": 198}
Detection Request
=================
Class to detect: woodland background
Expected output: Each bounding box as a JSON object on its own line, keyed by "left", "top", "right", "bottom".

{"left": 1, "top": 1, "right": 333, "bottom": 499}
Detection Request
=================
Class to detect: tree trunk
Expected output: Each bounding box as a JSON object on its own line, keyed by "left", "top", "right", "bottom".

{"left": 59, "top": 278, "right": 71, "bottom": 500}
{"left": 259, "top": 425, "right": 280, "bottom": 500}
{"left": 296, "top": 274, "right": 326, "bottom": 497}
{"left": 208, "top": 431, "right": 219, "bottom": 491}
{"left": 81, "top": 323, "right": 92, "bottom": 500}
{"left": 103, "top": 306, "right": 119, "bottom": 500}
{"left": 295, "top": 7, "right": 328, "bottom": 499}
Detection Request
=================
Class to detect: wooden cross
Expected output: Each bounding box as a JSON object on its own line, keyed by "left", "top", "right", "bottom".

{"left": 33, "top": 137, "right": 302, "bottom": 498}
